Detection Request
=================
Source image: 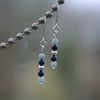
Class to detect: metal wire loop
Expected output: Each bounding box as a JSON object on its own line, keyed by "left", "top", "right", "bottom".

{"left": 52, "top": 23, "right": 60, "bottom": 34}
{"left": 40, "top": 37, "right": 47, "bottom": 51}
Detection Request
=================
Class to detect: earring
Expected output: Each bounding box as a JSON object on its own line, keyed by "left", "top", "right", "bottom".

{"left": 37, "top": 16, "right": 47, "bottom": 85}
{"left": 50, "top": 3, "right": 60, "bottom": 69}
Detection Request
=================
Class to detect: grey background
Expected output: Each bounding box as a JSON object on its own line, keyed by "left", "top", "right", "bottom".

{"left": 0, "top": 0, "right": 100, "bottom": 100}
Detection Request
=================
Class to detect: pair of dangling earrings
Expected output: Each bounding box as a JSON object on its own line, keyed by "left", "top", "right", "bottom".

{"left": 37, "top": 3, "right": 61, "bottom": 85}
{"left": 0, "top": 0, "right": 64, "bottom": 85}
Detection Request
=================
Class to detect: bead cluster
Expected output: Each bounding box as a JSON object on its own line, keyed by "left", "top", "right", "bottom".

{"left": 38, "top": 53, "right": 45, "bottom": 85}
{"left": 51, "top": 37, "right": 59, "bottom": 69}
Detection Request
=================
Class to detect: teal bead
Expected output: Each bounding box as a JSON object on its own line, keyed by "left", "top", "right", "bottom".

{"left": 51, "top": 61, "right": 57, "bottom": 69}
{"left": 52, "top": 38, "right": 59, "bottom": 45}
{"left": 39, "top": 53, "right": 45, "bottom": 60}
{"left": 38, "top": 77, "right": 45, "bottom": 85}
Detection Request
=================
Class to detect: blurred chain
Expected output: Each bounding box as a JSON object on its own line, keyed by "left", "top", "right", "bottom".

{"left": 0, "top": 0, "right": 65, "bottom": 49}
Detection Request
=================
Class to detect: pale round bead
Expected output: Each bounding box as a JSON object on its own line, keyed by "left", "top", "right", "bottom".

{"left": 32, "top": 23, "right": 39, "bottom": 30}
{"left": 38, "top": 65, "right": 45, "bottom": 69}
{"left": 51, "top": 50, "right": 58, "bottom": 54}
{"left": 39, "top": 53, "right": 45, "bottom": 60}
{"left": 52, "top": 4, "right": 59, "bottom": 12}
{"left": 38, "top": 77, "right": 45, "bottom": 85}
{"left": 8, "top": 38, "right": 15, "bottom": 44}
{"left": 51, "top": 61, "right": 57, "bottom": 69}
{"left": 45, "top": 11, "right": 53, "bottom": 18}
{"left": 52, "top": 37, "right": 59, "bottom": 45}
{"left": 38, "top": 16, "right": 46, "bottom": 24}
{"left": 24, "top": 27, "right": 31, "bottom": 35}
{"left": 0, "top": 42, "right": 7, "bottom": 48}
{"left": 16, "top": 33, "right": 24, "bottom": 39}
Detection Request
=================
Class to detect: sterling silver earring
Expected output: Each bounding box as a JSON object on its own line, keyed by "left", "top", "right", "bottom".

{"left": 50, "top": 3, "right": 60, "bottom": 69}
{"left": 37, "top": 16, "right": 47, "bottom": 85}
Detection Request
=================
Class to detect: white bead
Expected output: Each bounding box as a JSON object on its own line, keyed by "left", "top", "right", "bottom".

{"left": 45, "top": 11, "right": 53, "bottom": 18}
{"left": 51, "top": 50, "right": 58, "bottom": 54}
{"left": 38, "top": 65, "right": 45, "bottom": 69}
{"left": 0, "top": 42, "right": 7, "bottom": 48}
{"left": 39, "top": 16, "right": 46, "bottom": 24}
{"left": 32, "top": 23, "right": 39, "bottom": 30}
{"left": 16, "top": 33, "right": 24, "bottom": 38}
{"left": 52, "top": 4, "right": 59, "bottom": 11}
{"left": 24, "top": 27, "right": 31, "bottom": 33}
{"left": 8, "top": 38, "right": 15, "bottom": 43}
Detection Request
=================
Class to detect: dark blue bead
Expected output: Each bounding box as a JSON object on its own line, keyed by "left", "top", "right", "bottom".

{"left": 51, "top": 44, "right": 58, "bottom": 51}
{"left": 38, "top": 69, "right": 44, "bottom": 77}
{"left": 51, "top": 54, "right": 57, "bottom": 61}
{"left": 39, "top": 59, "right": 45, "bottom": 66}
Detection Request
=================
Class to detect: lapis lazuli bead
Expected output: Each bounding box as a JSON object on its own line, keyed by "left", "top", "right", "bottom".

{"left": 52, "top": 37, "right": 59, "bottom": 45}
{"left": 51, "top": 44, "right": 58, "bottom": 51}
{"left": 51, "top": 61, "right": 57, "bottom": 69}
{"left": 51, "top": 54, "right": 57, "bottom": 61}
{"left": 39, "top": 53, "right": 45, "bottom": 60}
{"left": 38, "top": 77, "right": 45, "bottom": 85}
{"left": 39, "top": 59, "right": 45, "bottom": 66}
{"left": 38, "top": 69, "right": 44, "bottom": 77}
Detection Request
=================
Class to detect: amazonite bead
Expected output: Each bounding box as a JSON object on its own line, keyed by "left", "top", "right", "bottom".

{"left": 51, "top": 61, "right": 57, "bottom": 69}
{"left": 38, "top": 77, "right": 45, "bottom": 85}
{"left": 39, "top": 53, "right": 45, "bottom": 60}
{"left": 52, "top": 38, "right": 59, "bottom": 45}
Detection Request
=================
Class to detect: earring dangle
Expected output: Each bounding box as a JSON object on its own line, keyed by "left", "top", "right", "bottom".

{"left": 37, "top": 16, "right": 47, "bottom": 85}
{"left": 50, "top": 3, "right": 60, "bottom": 70}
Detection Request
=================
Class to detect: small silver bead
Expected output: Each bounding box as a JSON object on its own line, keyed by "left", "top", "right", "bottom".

{"left": 8, "top": 38, "right": 15, "bottom": 44}
{"left": 24, "top": 27, "right": 31, "bottom": 35}
{"left": 38, "top": 16, "right": 46, "bottom": 24}
{"left": 45, "top": 11, "right": 53, "bottom": 18}
{"left": 0, "top": 42, "right": 7, "bottom": 49}
{"left": 52, "top": 4, "right": 59, "bottom": 12}
{"left": 38, "top": 65, "right": 45, "bottom": 69}
{"left": 51, "top": 50, "right": 58, "bottom": 54}
{"left": 31, "top": 23, "right": 39, "bottom": 30}
{"left": 16, "top": 33, "right": 24, "bottom": 40}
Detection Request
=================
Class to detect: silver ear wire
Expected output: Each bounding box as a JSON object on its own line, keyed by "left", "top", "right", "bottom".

{"left": 37, "top": 14, "right": 47, "bottom": 85}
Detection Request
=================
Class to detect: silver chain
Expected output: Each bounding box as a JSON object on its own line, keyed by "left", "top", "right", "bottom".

{"left": 0, "top": 1, "right": 64, "bottom": 49}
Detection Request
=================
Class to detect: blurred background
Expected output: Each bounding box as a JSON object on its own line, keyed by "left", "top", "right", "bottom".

{"left": 0, "top": 0, "right": 100, "bottom": 100}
